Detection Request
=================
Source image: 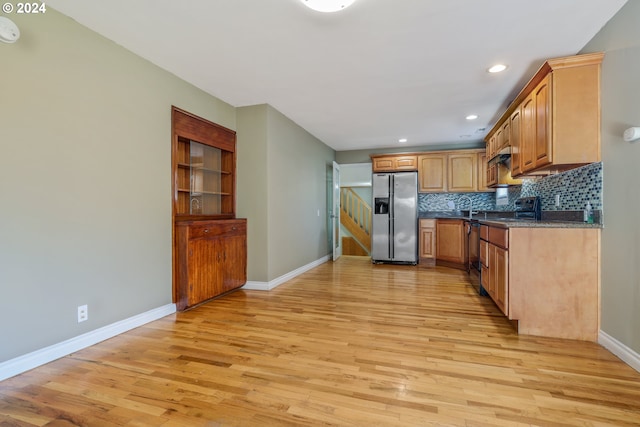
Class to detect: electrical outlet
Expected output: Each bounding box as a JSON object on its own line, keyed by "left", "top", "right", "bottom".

{"left": 555, "top": 194, "right": 560, "bottom": 207}
{"left": 77, "top": 305, "right": 88, "bottom": 323}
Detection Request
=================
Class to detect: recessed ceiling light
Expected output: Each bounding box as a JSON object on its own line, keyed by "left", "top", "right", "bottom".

{"left": 466, "top": 114, "right": 479, "bottom": 120}
{"left": 398, "top": 138, "right": 408, "bottom": 143}
{"left": 300, "top": 0, "right": 357, "bottom": 12}
{"left": 488, "top": 64, "right": 508, "bottom": 73}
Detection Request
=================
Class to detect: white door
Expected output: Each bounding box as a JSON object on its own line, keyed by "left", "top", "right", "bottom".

{"left": 332, "top": 161, "right": 342, "bottom": 261}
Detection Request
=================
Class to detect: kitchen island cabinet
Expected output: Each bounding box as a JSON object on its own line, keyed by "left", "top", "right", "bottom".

{"left": 480, "top": 225, "right": 509, "bottom": 315}
{"left": 480, "top": 223, "right": 600, "bottom": 341}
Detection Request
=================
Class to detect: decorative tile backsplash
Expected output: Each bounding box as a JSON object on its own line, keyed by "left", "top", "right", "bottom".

{"left": 524, "top": 162, "right": 603, "bottom": 211}
{"left": 418, "top": 162, "right": 603, "bottom": 213}
{"left": 418, "top": 192, "right": 495, "bottom": 212}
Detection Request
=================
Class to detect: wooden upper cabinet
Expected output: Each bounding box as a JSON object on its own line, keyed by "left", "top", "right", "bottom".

{"left": 488, "top": 135, "right": 496, "bottom": 159}
{"left": 510, "top": 108, "right": 522, "bottom": 177}
{"left": 418, "top": 154, "right": 447, "bottom": 192}
{"left": 485, "top": 52, "right": 603, "bottom": 176}
{"left": 394, "top": 155, "right": 418, "bottom": 170}
{"left": 477, "top": 152, "right": 495, "bottom": 192}
{"left": 501, "top": 120, "right": 510, "bottom": 151}
{"left": 492, "top": 131, "right": 501, "bottom": 159}
{"left": 522, "top": 74, "right": 552, "bottom": 174}
{"left": 448, "top": 152, "right": 477, "bottom": 192}
{"left": 172, "top": 107, "right": 237, "bottom": 219}
{"left": 371, "top": 154, "right": 418, "bottom": 172}
{"left": 520, "top": 93, "right": 536, "bottom": 173}
{"left": 534, "top": 74, "right": 552, "bottom": 169}
{"left": 418, "top": 150, "right": 485, "bottom": 193}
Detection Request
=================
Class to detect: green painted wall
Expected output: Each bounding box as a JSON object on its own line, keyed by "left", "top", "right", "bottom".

{"left": 0, "top": 10, "right": 235, "bottom": 362}
{"left": 581, "top": 0, "right": 640, "bottom": 354}
{"left": 237, "top": 105, "right": 270, "bottom": 282}
{"left": 266, "top": 106, "right": 335, "bottom": 280}
{"left": 237, "top": 105, "right": 335, "bottom": 282}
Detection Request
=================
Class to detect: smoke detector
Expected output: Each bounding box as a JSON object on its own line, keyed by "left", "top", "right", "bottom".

{"left": 0, "top": 17, "right": 20, "bottom": 43}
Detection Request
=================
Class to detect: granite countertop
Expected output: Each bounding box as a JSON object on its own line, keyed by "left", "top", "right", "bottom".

{"left": 477, "top": 219, "right": 602, "bottom": 229}
{"left": 419, "top": 210, "right": 603, "bottom": 229}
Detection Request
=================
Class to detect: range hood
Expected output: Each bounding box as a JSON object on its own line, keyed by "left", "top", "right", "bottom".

{"left": 488, "top": 146, "right": 512, "bottom": 165}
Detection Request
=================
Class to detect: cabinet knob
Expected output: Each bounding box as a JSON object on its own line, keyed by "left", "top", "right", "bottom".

{"left": 232, "top": 226, "right": 237, "bottom": 231}
{"left": 204, "top": 229, "right": 209, "bottom": 233}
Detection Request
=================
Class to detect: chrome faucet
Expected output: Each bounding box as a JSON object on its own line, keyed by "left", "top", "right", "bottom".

{"left": 457, "top": 195, "right": 478, "bottom": 219}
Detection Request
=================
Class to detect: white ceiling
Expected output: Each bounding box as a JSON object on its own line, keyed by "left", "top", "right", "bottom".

{"left": 47, "top": 0, "right": 627, "bottom": 152}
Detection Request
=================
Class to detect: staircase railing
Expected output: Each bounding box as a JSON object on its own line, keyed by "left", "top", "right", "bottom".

{"left": 340, "top": 188, "right": 371, "bottom": 252}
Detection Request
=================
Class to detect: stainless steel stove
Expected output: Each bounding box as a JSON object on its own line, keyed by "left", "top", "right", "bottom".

{"left": 514, "top": 196, "right": 541, "bottom": 220}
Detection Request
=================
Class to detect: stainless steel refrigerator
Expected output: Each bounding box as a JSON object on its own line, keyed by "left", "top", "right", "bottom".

{"left": 371, "top": 172, "right": 418, "bottom": 264}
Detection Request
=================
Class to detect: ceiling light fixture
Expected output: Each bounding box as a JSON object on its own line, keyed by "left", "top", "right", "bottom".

{"left": 398, "top": 138, "right": 408, "bottom": 143}
{"left": 466, "top": 114, "right": 479, "bottom": 120}
{"left": 488, "top": 64, "right": 508, "bottom": 73}
{"left": 300, "top": 0, "right": 357, "bottom": 13}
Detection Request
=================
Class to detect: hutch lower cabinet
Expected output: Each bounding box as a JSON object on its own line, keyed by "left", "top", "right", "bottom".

{"left": 174, "top": 219, "right": 247, "bottom": 311}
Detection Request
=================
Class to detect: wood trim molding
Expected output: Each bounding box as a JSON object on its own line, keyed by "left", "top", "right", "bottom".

{"left": 599, "top": 330, "right": 640, "bottom": 374}
{"left": 242, "top": 256, "right": 331, "bottom": 291}
{"left": 0, "top": 304, "right": 177, "bottom": 382}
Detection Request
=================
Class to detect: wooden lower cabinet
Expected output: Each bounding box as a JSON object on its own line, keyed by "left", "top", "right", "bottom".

{"left": 492, "top": 245, "right": 508, "bottom": 315}
{"left": 175, "top": 219, "right": 247, "bottom": 310}
{"left": 481, "top": 225, "right": 600, "bottom": 341}
{"left": 482, "top": 226, "right": 508, "bottom": 315}
{"left": 419, "top": 219, "right": 436, "bottom": 266}
{"left": 436, "top": 219, "right": 465, "bottom": 267}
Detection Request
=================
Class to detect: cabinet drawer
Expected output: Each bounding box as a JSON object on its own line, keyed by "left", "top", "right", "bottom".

{"left": 420, "top": 218, "right": 436, "bottom": 228}
{"left": 186, "top": 220, "right": 246, "bottom": 239}
{"left": 480, "top": 225, "right": 489, "bottom": 241}
{"left": 488, "top": 227, "right": 508, "bottom": 249}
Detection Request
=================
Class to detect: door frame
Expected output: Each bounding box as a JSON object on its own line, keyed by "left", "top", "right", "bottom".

{"left": 332, "top": 161, "right": 342, "bottom": 260}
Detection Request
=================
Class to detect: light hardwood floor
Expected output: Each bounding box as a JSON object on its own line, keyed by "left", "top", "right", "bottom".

{"left": 1, "top": 256, "right": 639, "bottom": 426}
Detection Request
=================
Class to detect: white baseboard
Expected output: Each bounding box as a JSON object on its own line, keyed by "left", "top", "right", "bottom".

{"left": 599, "top": 330, "right": 640, "bottom": 373}
{"left": 242, "top": 255, "right": 331, "bottom": 291}
{"left": 0, "top": 303, "right": 176, "bottom": 382}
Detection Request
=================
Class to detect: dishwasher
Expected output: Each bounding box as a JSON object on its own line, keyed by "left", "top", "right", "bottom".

{"left": 466, "top": 219, "right": 487, "bottom": 296}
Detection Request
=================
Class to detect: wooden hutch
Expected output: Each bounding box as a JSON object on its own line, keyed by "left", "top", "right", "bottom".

{"left": 171, "top": 107, "right": 247, "bottom": 311}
